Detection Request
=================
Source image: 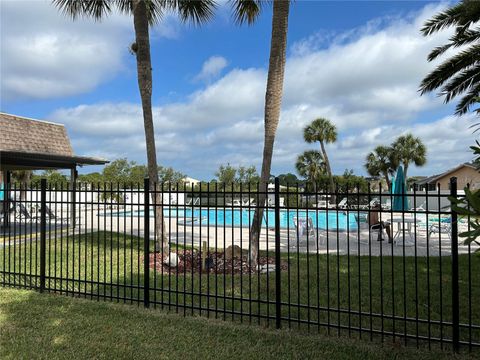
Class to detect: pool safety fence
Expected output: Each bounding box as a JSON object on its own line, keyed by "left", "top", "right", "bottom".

{"left": 0, "top": 177, "right": 478, "bottom": 352}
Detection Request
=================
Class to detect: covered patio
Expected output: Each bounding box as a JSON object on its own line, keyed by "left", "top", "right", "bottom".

{"left": 0, "top": 112, "right": 107, "bottom": 230}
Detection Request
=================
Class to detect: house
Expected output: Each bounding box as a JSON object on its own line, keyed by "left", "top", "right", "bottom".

{"left": 182, "top": 176, "right": 200, "bottom": 186}
{"left": 414, "top": 163, "right": 480, "bottom": 191}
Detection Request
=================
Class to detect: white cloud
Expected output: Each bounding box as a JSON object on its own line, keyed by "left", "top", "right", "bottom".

{"left": 194, "top": 56, "right": 229, "bottom": 82}
{"left": 47, "top": 2, "right": 477, "bottom": 179}
{"left": 0, "top": 0, "right": 178, "bottom": 100}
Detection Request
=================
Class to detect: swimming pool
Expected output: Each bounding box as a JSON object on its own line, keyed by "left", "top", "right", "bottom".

{"left": 100, "top": 207, "right": 359, "bottom": 231}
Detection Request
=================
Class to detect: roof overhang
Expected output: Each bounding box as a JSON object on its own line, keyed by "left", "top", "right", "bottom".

{"left": 0, "top": 151, "right": 108, "bottom": 171}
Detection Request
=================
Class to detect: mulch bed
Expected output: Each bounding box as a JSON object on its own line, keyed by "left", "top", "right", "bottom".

{"left": 140, "top": 250, "right": 288, "bottom": 275}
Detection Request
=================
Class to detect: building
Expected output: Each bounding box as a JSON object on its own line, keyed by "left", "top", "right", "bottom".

{"left": 182, "top": 176, "right": 201, "bottom": 186}
{"left": 0, "top": 112, "right": 107, "bottom": 174}
{"left": 0, "top": 112, "right": 108, "bottom": 226}
{"left": 414, "top": 163, "right": 479, "bottom": 191}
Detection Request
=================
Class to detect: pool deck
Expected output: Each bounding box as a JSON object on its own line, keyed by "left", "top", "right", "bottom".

{"left": 1, "top": 208, "right": 476, "bottom": 256}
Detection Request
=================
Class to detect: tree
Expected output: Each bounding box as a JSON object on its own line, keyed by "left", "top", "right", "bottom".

{"left": 78, "top": 172, "right": 103, "bottom": 185}
{"left": 158, "top": 166, "right": 185, "bottom": 188}
{"left": 102, "top": 158, "right": 133, "bottom": 184}
{"left": 130, "top": 165, "right": 148, "bottom": 185}
{"left": 295, "top": 150, "right": 325, "bottom": 192}
{"left": 303, "top": 118, "right": 337, "bottom": 197}
{"left": 237, "top": 166, "right": 259, "bottom": 185}
{"left": 277, "top": 173, "right": 301, "bottom": 187}
{"left": 215, "top": 164, "right": 237, "bottom": 188}
{"left": 53, "top": 0, "right": 216, "bottom": 254}
{"left": 420, "top": 0, "right": 480, "bottom": 115}
{"left": 11, "top": 170, "right": 32, "bottom": 200}
{"left": 365, "top": 146, "right": 396, "bottom": 189}
{"left": 31, "top": 170, "right": 69, "bottom": 189}
{"left": 391, "top": 134, "right": 427, "bottom": 180}
{"left": 232, "top": 0, "right": 290, "bottom": 266}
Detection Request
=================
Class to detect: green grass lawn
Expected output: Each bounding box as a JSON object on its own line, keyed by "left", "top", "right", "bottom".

{"left": 0, "top": 287, "right": 476, "bottom": 360}
{"left": 0, "top": 231, "right": 479, "bottom": 348}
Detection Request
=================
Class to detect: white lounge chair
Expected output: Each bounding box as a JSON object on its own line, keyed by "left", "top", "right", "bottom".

{"left": 336, "top": 198, "right": 348, "bottom": 209}
{"left": 359, "top": 198, "right": 379, "bottom": 210}
{"left": 410, "top": 201, "right": 426, "bottom": 212}
{"left": 428, "top": 218, "right": 452, "bottom": 240}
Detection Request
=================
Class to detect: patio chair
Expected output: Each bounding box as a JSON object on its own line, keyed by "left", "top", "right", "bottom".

{"left": 292, "top": 216, "right": 316, "bottom": 248}
{"left": 428, "top": 218, "right": 452, "bottom": 240}
{"left": 352, "top": 213, "right": 386, "bottom": 244}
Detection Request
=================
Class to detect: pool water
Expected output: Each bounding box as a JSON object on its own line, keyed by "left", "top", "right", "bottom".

{"left": 101, "top": 207, "right": 359, "bottom": 231}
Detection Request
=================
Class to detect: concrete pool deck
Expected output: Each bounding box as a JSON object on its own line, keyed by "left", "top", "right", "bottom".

{"left": 1, "top": 208, "right": 476, "bottom": 256}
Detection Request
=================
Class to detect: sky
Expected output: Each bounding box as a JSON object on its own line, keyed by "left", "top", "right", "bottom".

{"left": 1, "top": 0, "right": 478, "bottom": 180}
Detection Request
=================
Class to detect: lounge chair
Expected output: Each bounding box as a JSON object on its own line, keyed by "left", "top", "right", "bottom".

{"left": 359, "top": 198, "right": 379, "bottom": 210}
{"left": 336, "top": 198, "right": 348, "bottom": 209}
{"left": 381, "top": 199, "right": 391, "bottom": 211}
{"left": 428, "top": 218, "right": 452, "bottom": 240}
{"left": 410, "top": 201, "right": 426, "bottom": 212}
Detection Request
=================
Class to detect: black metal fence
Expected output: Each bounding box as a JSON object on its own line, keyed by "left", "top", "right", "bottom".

{"left": 0, "top": 177, "right": 478, "bottom": 352}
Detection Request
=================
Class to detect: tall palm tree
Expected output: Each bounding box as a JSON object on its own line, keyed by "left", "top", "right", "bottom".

{"left": 296, "top": 150, "right": 325, "bottom": 192}
{"left": 303, "top": 118, "right": 337, "bottom": 197}
{"left": 53, "top": 0, "right": 216, "bottom": 254}
{"left": 420, "top": 0, "right": 480, "bottom": 115}
{"left": 232, "top": 0, "right": 290, "bottom": 265}
{"left": 391, "top": 134, "right": 427, "bottom": 180}
{"left": 364, "top": 145, "right": 396, "bottom": 189}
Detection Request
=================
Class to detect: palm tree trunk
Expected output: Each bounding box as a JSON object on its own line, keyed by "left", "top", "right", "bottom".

{"left": 384, "top": 173, "right": 391, "bottom": 191}
{"left": 133, "top": 1, "right": 168, "bottom": 254}
{"left": 249, "top": 0, "right": 290, "bottom": 267}
{"left": 320, "top": 140, "right": 335, "bottom": 202}
{"left": 403, "top": 164, "right": 408, "bottom": 182}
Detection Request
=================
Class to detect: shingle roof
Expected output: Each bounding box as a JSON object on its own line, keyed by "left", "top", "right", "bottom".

{"left": 0, "top": 112, "right": 74, "bottom": 156}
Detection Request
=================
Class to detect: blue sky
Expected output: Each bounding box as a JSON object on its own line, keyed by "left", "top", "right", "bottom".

{"left": 1, "top": 0, "right": 477, "bottom": 180}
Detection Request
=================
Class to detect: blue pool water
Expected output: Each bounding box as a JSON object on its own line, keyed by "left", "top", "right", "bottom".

{"left": 101, "top": 208, "right": 359, "bottom": 231}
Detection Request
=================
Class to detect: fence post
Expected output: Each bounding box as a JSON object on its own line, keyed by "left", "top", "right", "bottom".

{"left": 143, "top": 177, "right": 150, "bottom": 308}
{"left": 274, "top": 177, "right": 281, "bottom": 329}
{"left": 450, "top": 177, "right": 459, "bottom": 352}
{"left": 40, "top": 178, "right": 47, "bottom": 293}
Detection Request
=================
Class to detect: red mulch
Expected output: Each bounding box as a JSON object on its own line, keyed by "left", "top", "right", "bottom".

{"left": 140, "top": 250, "right": 288, "bottom": 275}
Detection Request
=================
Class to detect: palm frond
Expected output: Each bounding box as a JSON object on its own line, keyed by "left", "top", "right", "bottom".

{"left": 420, "top": 44, "right": 480, "bottom": 95}
{"left": 53, "top": 0, "right": 113, "bottom": 20}
{"left": 168, "top": 0, "right": 217, "bottom": 25}
{"left": 455, "top": 81, "right": 480, "bottom": 114}
{"left": 230, "top": 0, "right": 262, "bottom": 25}
{"left": 428, "top": 27, "right": 480, "bottom": 61}
{"left": 441, "top": 65, "right": 480, "bottom": 103}
{"left": 421, "top": 2, "right": 466, "bottom": 36}
{"left": 422, "top": 0, "right": 480, "bottom": 36}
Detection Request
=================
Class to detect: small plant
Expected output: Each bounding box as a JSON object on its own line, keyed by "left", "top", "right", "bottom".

{"left": 450, "top": 141, "right": 480, "bottom": 250}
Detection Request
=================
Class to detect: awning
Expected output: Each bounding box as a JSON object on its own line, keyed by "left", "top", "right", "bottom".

{"left": 0, "top": 151, "right": 108, "bottom": 171}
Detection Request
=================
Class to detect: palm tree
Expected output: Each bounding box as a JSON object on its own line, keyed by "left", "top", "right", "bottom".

{"left": 53, "top": 0, "right": 216, "bottom": 255}
{"left": 296, "top": 150, "right": 325, "bottom": 191}
{"left": 232, "top": 0, "right": 290, "bottom": 266}
{"left": 11, "top": 170, "right": 32, "bottom": 201}
{"left": 303, "top": 118, "right": 337, "bottom": 197}
{"left": 420, "top": 0, "right": 480, "bottom": 115}
{"left": 391, "top": 134, "right": 427, "bottom": 180}
{"left": 364, "top": 145, "right": 396, "bottom": 189}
